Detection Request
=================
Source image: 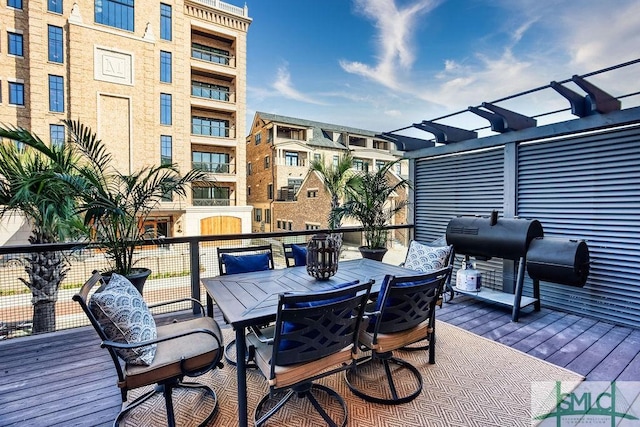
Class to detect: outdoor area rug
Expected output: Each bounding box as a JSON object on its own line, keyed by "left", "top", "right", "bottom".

{"left": 121, "top": 321, "right": 584, "bottom": 426}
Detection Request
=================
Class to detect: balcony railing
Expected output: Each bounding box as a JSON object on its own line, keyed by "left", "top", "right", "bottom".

{"left": 193, "top": 162, "right": 235, "bottom": 174}
{"left": 192, "top": 124, "right": 231, "bottom": 138}
{"left": 0, "top": 225, "right": 412, "bottom": 340}
{"left": 193, "top": 0, "right": 247, "bottom": 17}
{"left": 191, "top": 45, "right": 232, "bottom": 66}
{"left": 191, "top": 83, "right": 231, "bottom": 102}
{"left": 192, "top": 198, "right": 234, "bottom": 206}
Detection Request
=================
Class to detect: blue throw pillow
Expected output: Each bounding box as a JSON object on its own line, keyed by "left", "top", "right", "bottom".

{"left": 279, "top": 280, "right": 360, "bottom": 352}
{"left": 291, "top": 244, "right": 307, "bottom": 266}
{"left": 222, "top": 252, "right": 270, "bottom": 275}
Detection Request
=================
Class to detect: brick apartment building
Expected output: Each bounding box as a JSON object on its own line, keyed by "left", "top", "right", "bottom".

{"left": 0, "top": 0, "right": 252, "bottom": 245}
{"left": 246, "top": 111, "right": 410, "bottom": 244}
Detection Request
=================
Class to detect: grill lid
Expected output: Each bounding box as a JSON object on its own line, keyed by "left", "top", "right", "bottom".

{"left": 446, "top": 213, "right": 544, "bottom": 260}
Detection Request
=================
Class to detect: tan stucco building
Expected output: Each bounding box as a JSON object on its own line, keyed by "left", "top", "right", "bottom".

{"left": 0, "top": 0, "right": 252, "bottom": 244}
{"left": 246, "top": 111, "right": 409, "bottom": 243}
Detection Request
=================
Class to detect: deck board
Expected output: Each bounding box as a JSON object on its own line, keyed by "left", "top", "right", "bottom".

{"left": 526, "top": 316, "right": 599, "bottom": 359}
{"left": 1, "top": 297, "right": 638, "bottom": 426}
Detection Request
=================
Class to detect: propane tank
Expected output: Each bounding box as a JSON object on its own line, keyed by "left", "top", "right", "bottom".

{"left": 456, "top": 260, "right": 482, "bottom": 291}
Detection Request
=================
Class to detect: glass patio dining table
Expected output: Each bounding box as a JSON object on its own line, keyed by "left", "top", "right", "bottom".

{"left": 201, "top": 257, "right": 417, "bottom": 427}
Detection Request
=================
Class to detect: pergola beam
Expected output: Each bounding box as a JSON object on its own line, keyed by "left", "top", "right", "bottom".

{"left": 469, "top": 103, "right": 537, "bottom": 133}
{"left": 411, "top": 121, "right": 477, "bottom": 143}
{"left": 571, "top": 75, "right": 621, "bottom": 115}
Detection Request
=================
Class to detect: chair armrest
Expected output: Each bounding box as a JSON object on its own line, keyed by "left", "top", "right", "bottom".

{"left": 102, "top": 327, "right": 222, "bottom": 350}
{"left": 363, "top": 310, "right": 381, "bottom": 318}
{"left": 249, "top": 325, "right": 274, "bottom": 345}
{"left": 148, "top": 298, "right": 206, "bottom": 316}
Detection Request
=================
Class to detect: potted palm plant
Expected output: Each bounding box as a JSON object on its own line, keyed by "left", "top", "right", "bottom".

{"left": 331, "top": 159, "right": 411, "bottom": 261}
{"left": 59, "top": 120, "right": 208, "bottom": 294}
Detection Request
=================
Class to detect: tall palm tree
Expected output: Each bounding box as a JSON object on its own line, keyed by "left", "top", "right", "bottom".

{"left": 309, "top": 152, "right": 359, "bottom": 229}
{"left": 0, "top": 126, "right": 82, "bottom": 333}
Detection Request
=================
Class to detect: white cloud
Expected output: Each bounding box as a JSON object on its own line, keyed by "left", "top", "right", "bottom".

{"left": 272, "top": 64, "right": 326, "bottom": 105}
{"left": 340, "top": 0, "right": 440, "bottom": 89}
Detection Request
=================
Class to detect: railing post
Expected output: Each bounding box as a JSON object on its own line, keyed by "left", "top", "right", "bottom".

{"left": 190, "top": 240, "right": 201, "bottom": 315}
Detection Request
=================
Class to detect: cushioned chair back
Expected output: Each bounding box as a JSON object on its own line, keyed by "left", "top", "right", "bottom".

{"left": 271, "top": 280, "right": 373, "bottom": 367}
{"left": 217, "top": 244, "right": 274, "bottom": 275}
{"left": 283, "top": 243, "right": 307, "bottom": 268}
{"left": 72, "top": 271, "right": 127, "bottom": 380}
{"left": 373, "top": 268, "right": 449, "bottom": 335}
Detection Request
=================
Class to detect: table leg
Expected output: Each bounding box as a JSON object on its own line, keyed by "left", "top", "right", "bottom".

{"left": 235, "top": 326, "right": 248, "bottom": 427}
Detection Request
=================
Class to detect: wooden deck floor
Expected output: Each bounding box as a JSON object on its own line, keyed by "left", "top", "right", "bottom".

{"left": 1, "top": 295, "right": 639, "bottom": 426}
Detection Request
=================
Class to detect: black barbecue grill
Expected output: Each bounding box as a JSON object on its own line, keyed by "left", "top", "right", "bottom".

{"left": 445, "top": 211, "right": 590, "bottom": 321}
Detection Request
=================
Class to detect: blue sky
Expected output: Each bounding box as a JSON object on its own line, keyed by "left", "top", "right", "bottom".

{"left": 236, "top": 0, "right": 640, "bottom": 137}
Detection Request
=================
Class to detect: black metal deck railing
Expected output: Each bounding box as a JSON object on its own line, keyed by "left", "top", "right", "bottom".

{"left": 0, "top": 224, "right": 413, "bottom": 340}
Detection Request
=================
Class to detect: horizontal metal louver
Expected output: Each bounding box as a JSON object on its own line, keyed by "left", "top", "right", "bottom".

{"left": 414, "top": 148, "right": 505, "bottom": 289}
{"left": 518, "top": 125, "right": 640, "bottom": 327}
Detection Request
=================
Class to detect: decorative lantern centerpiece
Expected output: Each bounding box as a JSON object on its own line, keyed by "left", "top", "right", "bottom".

{"left": 306, "top": 233, "right": 340, "bottom": 280}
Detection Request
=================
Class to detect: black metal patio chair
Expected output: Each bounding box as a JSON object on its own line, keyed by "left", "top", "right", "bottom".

{"left": 345, "top": 268, "right": 450, "bottom": 405}
{"left": 247, "top": 280, "right": 373, "bottom": 427}
{"left": 215, "top": 244, "right": 274, "bottom": 366}
{"left": 73, "top": 271, "right": 224, "bottom": 427}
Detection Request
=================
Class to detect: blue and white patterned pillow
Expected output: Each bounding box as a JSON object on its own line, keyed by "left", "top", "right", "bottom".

{"left": 89, "top": 273, "right": 157, "bottom": 365}
{"left": 403, "top": 241, "right": 451, "bottom": 273}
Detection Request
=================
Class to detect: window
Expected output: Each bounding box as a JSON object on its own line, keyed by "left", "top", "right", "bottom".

{"left": 247, "top": 186, "right": 251, "bottom": 196}
{"left": 306, "top": 224, "right": 320, "bottom": 230}
{"left": 314, "top": 153, "right": 321, "bottom": 162}
{"left": 160, "top": 93, "right": 172, "bottom": 125}
{"left": 264, "top": 156, "right": 270, "bottom": 169}
{"left": 247, "top": 162, "right": 252, "bottom": 175}
{"left": 192, "top": 151, "right": 230, "bottom": 173}
{"left": 8, "top": 32, "right": 24, "bottom": 57}
{"left": 376, "top": 160, "right": 386, "bottom": 171}
{"left": 307, "top": 189, "right": 318, "bottom": 198}
{"left": 160, "top": 51, "right": 172, "bottom": 83}
{"left": 160, "top": 135, "right": 172, "bottom": 165}
{"left": 333, "top": 155, "right": 339, "bottom": 168}
{"left": 285, "top": 151, "right": 299, "bottom": 166}
{"left": 48, "top": 75, "right": 64, "bottom": 112}
{"left": 265, "top": 209, "right": 271, "bottom": 223}
{"left": 267, "top": 183, "right": 273, "bottom": 199}
{"left": 160, "top": 3, "right": 172, "bottom": 41}
{"left": 158, "top": 51, "right": 173, "bottom": 83}
{"left": 288, "top": 221, "right": 292, "bottom": 231}
{"left": 192, "top": 81, "right": 229, "bottom": 101}
{"left": 50, "top": 124, "right": 65, "bottom": 147}
{"left": 48, "top": 25, "right": 63, "bottom": 63}
{"left": 48, "top": 0, "right": 63, "bottom": 13}
{"left": 8, "top": 0, "right": 22, "bottom": 9}
{"left": 277, "top": 220, "right": 281, "bottom": 229}
{"left": 254, "top": 208, "right": 262, "bottom": 222}
{"left": 267, "top": 128, "right": 273, "bottom": 143}
{"left": 191, "top": 43, "right": 230, "bottom": 65}
{"left": 191, "top": 116, "right": 229, "bottom": 137}
{"left": 395, "top": 162, "right": 402, "bottom": 175}
{"left": 9, "top": 82, "right": 24, "bottom": 106}
{"left": 353, "top": 159, "right": 367, "bottom": 171}
{"left": 255, "top": 133, "right": 261, "bottom": 145}
{"left": 95, "top": 0, "right": 134, "bottom": 32}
